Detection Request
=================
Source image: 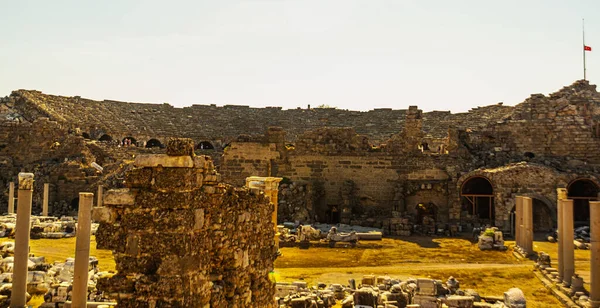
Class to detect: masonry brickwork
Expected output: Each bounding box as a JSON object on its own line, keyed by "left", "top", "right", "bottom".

{"left": 93, "top": 138, "right": 277, "bottom": 307}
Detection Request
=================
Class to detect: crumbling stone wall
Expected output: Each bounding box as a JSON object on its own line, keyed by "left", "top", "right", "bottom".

{"left": 94, "top": 139, "right": 277, "bottom": 307}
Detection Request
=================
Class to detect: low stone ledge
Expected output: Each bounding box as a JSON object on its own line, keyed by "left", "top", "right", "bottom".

{"left": 104, "top": 189, "right": 135, "bottom": 206}
{"left": 135, "top": 154, "right": 194, "bottom": 168}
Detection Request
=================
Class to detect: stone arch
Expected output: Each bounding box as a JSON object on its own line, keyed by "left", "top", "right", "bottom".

{"left": 145, "top": 138, "right": 164, "bottom": 148}
{"left": 567, "top": 178, "right": 600, "bottom": 226}
{"left": 122, "top": 136, "right": 137, "bottom": 146}
{"left": 510, "top": 194, "right": 555, "bottom": 232}
{"left": 196, "top": 141, "right": 215, "bottom": 150}
{"left": 99, "top": 134, "right": 113, "bottom": 142}
{"left": 460, "top": 176, "right": 495, "bottom": 223}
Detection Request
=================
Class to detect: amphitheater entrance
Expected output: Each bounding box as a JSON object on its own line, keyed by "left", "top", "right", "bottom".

{"left": 196, "top": 141, "right": 215, "bottom": 150}
{"left": 567, "top": 179, "right": 599, "bottom": 227}
{"left": 145, "top": 139, "right": 164, "bottom": 148}
{"left": 122, "top": 137, "right": 137, "bottom": 146}
{"left": 99, "top": 134, "right": 113, "bottom": 142}
{"left": 460, "top": 176, "right": 495, "bottom": 225}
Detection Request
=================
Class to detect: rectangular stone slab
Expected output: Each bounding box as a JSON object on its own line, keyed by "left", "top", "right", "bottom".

{"left": 135, "top": 154, "right": 194, "bottom": 168}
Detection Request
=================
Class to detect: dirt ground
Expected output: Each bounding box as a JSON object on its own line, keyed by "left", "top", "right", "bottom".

{"left": 14, "top": 235, "right": 579, "bottom": 307}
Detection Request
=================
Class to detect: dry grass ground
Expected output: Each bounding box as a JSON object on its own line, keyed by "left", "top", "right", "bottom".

{"left": 275, "top": 237, "right": 563, "bottom": 307}
{"left": 10, "top": 235, "right": 577, "bottom": 307}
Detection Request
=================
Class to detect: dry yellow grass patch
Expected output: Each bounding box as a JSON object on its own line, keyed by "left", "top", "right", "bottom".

{"left": 275, "top": 237, "right": 561, "bottom": 307}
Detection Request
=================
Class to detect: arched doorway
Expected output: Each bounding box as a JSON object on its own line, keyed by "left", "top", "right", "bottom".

{"left": 567, "top": 179, "right": 599, "bottom": 226}
{"left": 99, "top": 134, "right": 113, "bottom": 142}
{"left": 122, "top": 137, "right": 137, "bottom": 146}
{"left": 196, "top": 141, "right": 214, "bottom": 150}
{"left": 460, "top": 177, "right": 495, "bottom": 224}
{"left": 145, "top": 139, "right": 164, "bottom": 148}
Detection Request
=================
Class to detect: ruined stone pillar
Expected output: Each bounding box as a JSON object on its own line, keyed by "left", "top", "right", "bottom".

{"left": 516, "top": 196, "right": 523, "bottom": 248}
{"left": 590, "top": 201, "right": 600, "bottom": 307}
{"left": 8, "top": 182, "right": 14, "bottom": 214}
{"left": 557, "top": 188, "right": 567, "bottom": 282}
{"left": 246, "top": 177, "right": 282, "bottom": 230}
{"left": 71, "top": 192, "right": 94, "bottom": 308}
{"left": 523, "top": 197, "right": 533, "bottom": 254}
{"left": 43, "top": 183, "right": 49, "bottom": 216}
{"left": 97, "top": 184, "right": 103, "bottom": 207}
{"left": 562, "top": 199, "right": 575, "bottom": 287}
{"left": 11, "top": 173, "right": 34, "bottom": 308}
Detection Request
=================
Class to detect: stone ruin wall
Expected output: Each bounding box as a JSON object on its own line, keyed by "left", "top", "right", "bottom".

{"left": 94, "top": 139, "right": 277, "bottom": 308}
{"left": 218, "top": 81, "right": 600, "bottom": 230}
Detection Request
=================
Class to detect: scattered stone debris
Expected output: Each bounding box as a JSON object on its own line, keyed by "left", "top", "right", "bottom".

{"left": 534, "top": 252, "right": 591, "bottom": 307}
{"left": 275, "top": 275, "right": 525, "bottom": 308}
{"left": 0, "top": 214, "right": 97, "bottom": 239}
{"left": 476, "top": 228, "right": 507, "bottom": 251}
{"left": 546, "top": 226, "right": 592, "bottom": 250}
{"left": 0, "top": 242, "right": 113, "bottom": 307}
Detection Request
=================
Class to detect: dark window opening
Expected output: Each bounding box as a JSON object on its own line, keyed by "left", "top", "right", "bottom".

{"left": 196, "top": 141, "right": 215, "bottom": 150}
{"left": 328, "top": 205, "right": 340, "bottom": 224}
{"left": 568, "top": 179, "right": 599, "bottom": 226}
{"left": 70, "top": 197, "right": 79, "bottom": 211}
{"left": 82, "top": 132, "right": 91, "bottom": 139}
{"left": 416, "top": 202, "right": 437, "bottom": 224}
{"left": 122, "top": 137, "right": 137, "bottom": 146}
{"left": 99, "top": 134, "right": 113, "bottom": 142}
{"left": 145, "top": 139, "right": 164, "bottom": 148}
{"left": 461, "top": 176, "right": 495, "bottom": 221}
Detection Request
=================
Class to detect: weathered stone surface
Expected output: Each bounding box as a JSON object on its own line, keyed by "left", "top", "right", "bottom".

{"left": 166, "top": 137, "right": 195, "bottom": 157}
{"left": 91, "top": 206, "right": 115, "bottom": 223}
{"left": 134, "top": 154, "right": 194, "bottom": 168}
{"left": 103, "top": 188, "right": 135, "bottom": 206}
{"left": 96, "top": 152, "right": 277, "bottom": 307}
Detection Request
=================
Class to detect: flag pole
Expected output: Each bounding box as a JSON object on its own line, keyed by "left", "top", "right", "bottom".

{"left": 583, "top": 18, "right": 587, "bottom": 80}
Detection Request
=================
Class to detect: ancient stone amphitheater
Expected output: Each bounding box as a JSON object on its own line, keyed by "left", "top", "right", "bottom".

{"left": 2, "top": 80, "right": 600, "bottom": 232}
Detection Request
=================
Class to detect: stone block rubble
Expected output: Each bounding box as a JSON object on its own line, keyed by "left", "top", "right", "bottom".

{"left": 0, "top": 242, "right": 114, "bottom": 307}
{"left": 0, "top": 214, "right": 98, "bottom": 239}
{"left": 275, "top": 275, "right": 525, "bottom": 308}
{"left": 95, "top": 138, "right": 278, "bottom": 307}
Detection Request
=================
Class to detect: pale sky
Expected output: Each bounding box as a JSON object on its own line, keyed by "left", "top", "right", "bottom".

{"left": 1, "top": 1, "right": 598, "bottom": 112}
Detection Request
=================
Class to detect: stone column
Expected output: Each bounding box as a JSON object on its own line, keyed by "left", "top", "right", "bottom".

{"left": 8, "top": 182, "right": 14, "bottom": 214}
{"left": 71, "top": 192, "right": 94, "bottom": 308}
{"left": 562, "top": 199, "right": 575, "bottom": 287}
{"left": 516, "top": 196, "right": 523, "bottom": 248}
{"left": 43, "top": 183, "right": 49, "bottom": 216}
{"left": 11, "top": 173, "right": 34, "bottom": 308}
{"left": 590, "top": 201, "right": 600, "bottom": 307}
{"left": 245, "top": 176, "right": 282, "bottom": 246}
{"left": 523, "top": 197, "right": 533, "bottom": 254}
{"left": 557, "top": 188, "right": 567, "bottom": 282}
{"left": 97, "top": 185, "right": 103, "bottom": 207}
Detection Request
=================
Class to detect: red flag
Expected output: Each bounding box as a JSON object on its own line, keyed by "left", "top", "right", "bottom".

{"left": 584, "top": 45, "right": 592, "bottom": 51}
